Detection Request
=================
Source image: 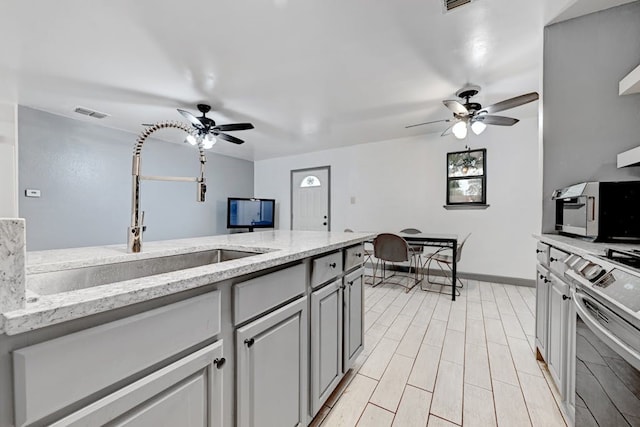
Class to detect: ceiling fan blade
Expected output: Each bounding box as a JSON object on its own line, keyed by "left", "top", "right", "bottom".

{"left": 215, "top": 132, "right": 245, "bottom": 145}
{"left": 213, "top": 123, "right": 254, "bottom": 132}
{"left": 177, "top": 109, "right": 205, "bottom": 128}
{"left": 405, "top": 119, "right": 451, "bottom": 129}
{"left": 441, "top": 123, "right": 455, "bottom": 136}
{"left": 479, "top": 92, "right": 539, "bottom": 114}
{"left": 475, "top": 115, "right": 519, "bottom": 126}
{"left": 443, "top": 100, "right": 468, "bottom": 115}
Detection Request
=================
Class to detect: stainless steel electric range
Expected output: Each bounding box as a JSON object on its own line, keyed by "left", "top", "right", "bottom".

{"left": 564, "top": 248, "right": 640, "bottom": 426}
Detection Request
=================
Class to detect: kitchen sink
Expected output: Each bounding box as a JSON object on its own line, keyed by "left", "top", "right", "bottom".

{"left": 27, "top": 249, "right": 263, "bottom": 296}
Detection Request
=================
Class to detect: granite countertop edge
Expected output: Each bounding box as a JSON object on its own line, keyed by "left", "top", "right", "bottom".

{"left": 2, "top": 231, "right": 374, "bottom": 336}
{"left": 534, "top": 233, "right": 640, "bottom": 257}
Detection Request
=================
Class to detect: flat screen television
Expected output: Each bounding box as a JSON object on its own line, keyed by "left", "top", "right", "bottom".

{"left": 227, "top": 197, "right": 275, "bottom": 231}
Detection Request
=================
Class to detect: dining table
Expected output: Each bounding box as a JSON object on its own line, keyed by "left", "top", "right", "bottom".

{"left": 395, "top": 232, "right": 459, "bottom": 301}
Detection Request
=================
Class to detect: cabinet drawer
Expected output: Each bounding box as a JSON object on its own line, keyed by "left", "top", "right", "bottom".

{"left": 234, "top": 263, "right": 306, "bottom": 325}
{"left": 13, "top": 291, "right": 221, "bottom": 427}
{"left": 549, "top": 247, "right": 570, "bottom": 277}
{"left": 311, "top": 252, "right": 343, "bottom": 289}
{"left": 344, "top": 244, "right": 365, "bottom": 272}
{"left": 536, "top": 242, "right": 550, "bottom": 267}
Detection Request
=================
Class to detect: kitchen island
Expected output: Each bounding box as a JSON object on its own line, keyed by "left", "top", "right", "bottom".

{"left": 0, "top": 228, "right": 373, "bottom": 427}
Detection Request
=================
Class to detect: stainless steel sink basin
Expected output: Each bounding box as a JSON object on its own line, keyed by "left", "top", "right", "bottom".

{"left": 27, "top": 249, "right": 262, "bottom": 296}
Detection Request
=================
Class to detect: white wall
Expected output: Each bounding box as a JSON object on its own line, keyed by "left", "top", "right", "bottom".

{"left": 255, "top": 117, "right": 541, "bottom": 280}
{"left": 0, "top": 103, "right": 18, "bottom": 218}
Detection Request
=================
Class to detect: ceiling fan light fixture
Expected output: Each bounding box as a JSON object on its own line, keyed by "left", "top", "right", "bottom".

{"left": 471, "top": 120, "right": 487, "bottom": 135}
{"left": 185, "top": 134, "right": 198, "bottom": 146}
{"left": 202, "top": 134, "right": 217, "bottom": 149}
{"left": 452, "top": 121, "right": 468, "bottom": 139}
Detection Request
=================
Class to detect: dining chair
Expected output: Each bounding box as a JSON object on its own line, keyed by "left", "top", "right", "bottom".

{"left": 400, "top": 228, "right": 425, "bottom": 276}
{"left": 372, "top": 233, "right": 422, "bottom": 292}
{"left": 422, "top": 233, "right": 471, "bottom": 294}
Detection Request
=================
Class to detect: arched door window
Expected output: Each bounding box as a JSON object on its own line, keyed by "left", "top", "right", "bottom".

{"left": 300, "top": 175, "right": 321, "bottom": 188}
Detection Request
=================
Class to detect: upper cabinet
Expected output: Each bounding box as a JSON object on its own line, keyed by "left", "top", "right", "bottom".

{"left": 619, "top": 64, "right": 640, "bottom": 95}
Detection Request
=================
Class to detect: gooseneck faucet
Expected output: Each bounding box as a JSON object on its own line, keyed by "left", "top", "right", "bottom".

{"left": 128, "top": 121, "right": 207, "bottom": 253}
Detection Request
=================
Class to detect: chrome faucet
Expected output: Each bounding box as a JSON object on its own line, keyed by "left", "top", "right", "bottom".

{"left": 128, "top": 121, "right": 207, "bottom": 253}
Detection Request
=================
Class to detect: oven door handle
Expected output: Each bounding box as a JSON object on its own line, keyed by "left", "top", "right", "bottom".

{"left": 573, "top": 290, "right": 640, "bottom": 370}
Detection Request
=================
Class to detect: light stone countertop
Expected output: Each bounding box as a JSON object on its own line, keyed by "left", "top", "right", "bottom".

{"left": 1, "top": 230, "right": 374, "bottom": 336}
{"left": 536, "top": 233, "right": 640, "bottom": 257}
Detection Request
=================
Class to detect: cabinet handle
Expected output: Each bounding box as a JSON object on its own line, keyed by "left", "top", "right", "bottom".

{"left": 562, "top": 294, "right": 571, "bottom": 301}
{"left": 244, "top": 338, "right": 255, "bottom": 347}
{"left": 213, "top": 357, "right": 226, "bottom": 369}
{"left": 550, "top": 257, "right": 557, "bottom": 262}
{"left": 355, "top": 253, "right": 363, "bottom": 258}
{"left": 348, "top": 280, "right": 354, "bottom": 285}
{"left": 329, "top": 262, "right": 337, "bottom": 268}
{"left": 536, "top": 249, "right": 544, "bottom": 254}
{"left": 339, "top": 284, "right": 346, "bottom": 290}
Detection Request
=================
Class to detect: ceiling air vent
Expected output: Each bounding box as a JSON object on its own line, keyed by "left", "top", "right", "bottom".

{"left": 444, "top": 0, "right": 472, "bottom": 12}
{"left": 74, "top": 107, "right": 110, "bottom": 119}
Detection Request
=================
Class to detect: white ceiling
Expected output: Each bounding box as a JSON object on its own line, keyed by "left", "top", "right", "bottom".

{"left": 0, "top": 0, "right": 628, "bottom": 161}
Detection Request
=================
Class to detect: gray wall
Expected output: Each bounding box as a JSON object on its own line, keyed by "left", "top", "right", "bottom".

{"left": 18, "top": 107, "right": 254, "bottom": 250}
{"left": 542, "top": 1, "right": 640, "bottom": 232}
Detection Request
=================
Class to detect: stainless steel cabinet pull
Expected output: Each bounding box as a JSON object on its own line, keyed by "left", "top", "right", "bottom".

{"left": 213, "top": 358, "right": 226, "bottom": 369}
{"left": 244, "top": 338, "right": 255, "bottom": 347}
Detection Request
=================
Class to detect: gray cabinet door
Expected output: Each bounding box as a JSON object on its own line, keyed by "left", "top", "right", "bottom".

{"left": 236, "top": 297, "right": 308, "bottom": 427}
{"left": 51, "top": 341, "right": 225, "bottom": 427}
{"left": 343, "top": 268, "right": 364, "bottom": 372}
{"left": 548, "top": 274, "right": 569, "bottom": 397}
{"left": 535, "top": 266, "right": 550, "bottom": 361}
{"left": 310, "top": 280, "right": 343, "bottom": 416}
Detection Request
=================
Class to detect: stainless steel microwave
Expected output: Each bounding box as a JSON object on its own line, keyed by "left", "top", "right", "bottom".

{"left": 553, "top": 181, "right": 640, "bottom": 241}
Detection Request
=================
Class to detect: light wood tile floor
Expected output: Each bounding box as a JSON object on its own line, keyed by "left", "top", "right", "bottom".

{"left": 318, "top": 279, "right": 567, "bottom": 427}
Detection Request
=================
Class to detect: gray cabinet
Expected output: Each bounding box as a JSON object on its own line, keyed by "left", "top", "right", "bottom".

{"left": 236, "top": 296, "right": 308, "bottom": 427}
{"left": 51, "top": 341, "right": 225, "bottom": 427}
{"left": 547, "top": 273, "right": 569, "bottom": 398}
{"left": 535, "top": 266, "right": 550, "bottom": 361}
{"left": 310, "top": 280, "right": 343, "bottom": 415}
{"left": 343, "top": 267, "right": 364, "bottom": 371}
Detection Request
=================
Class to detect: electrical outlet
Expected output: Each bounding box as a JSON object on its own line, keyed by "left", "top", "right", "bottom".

{"left": 25, "top": 189, "right": 41, "bottom": 198}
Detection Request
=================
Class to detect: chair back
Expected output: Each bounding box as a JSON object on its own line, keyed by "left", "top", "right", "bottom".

{"left": 455, "top": 233, "right": 471, "bottom": 262}
{"left": 374, "top": 233, "right": 410, "bottom": 263}
{"left": 400, "top": 228, "right": 422, "bottom": 234}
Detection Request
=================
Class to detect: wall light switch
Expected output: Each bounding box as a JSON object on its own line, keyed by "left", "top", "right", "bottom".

{"left": 25, "top": 189, "right": 41, "bottom": 198}
{"left": 350, "top": 196, "right": 356, "bottom": 204}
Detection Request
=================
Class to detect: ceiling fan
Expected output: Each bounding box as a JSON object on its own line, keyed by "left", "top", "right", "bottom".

{"left": 406, "top": 85, "right": 539, "bottom": 139}
{"left": 177, "top": 104, "right": 254, "bottom": 149}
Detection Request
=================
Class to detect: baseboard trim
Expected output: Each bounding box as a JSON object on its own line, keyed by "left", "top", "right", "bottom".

{"left": 365, "top": 263, "right": 535, "bottom": 288}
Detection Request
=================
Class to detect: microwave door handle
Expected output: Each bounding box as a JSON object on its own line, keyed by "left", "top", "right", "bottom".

{"left": 573, "top": 290, "right": 640, "bottom": 370}
{"left": 588, "top": 196, "right": 595, "bottom": 221}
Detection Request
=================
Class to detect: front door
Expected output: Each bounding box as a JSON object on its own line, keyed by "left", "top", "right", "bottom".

{"left": 291, "top": 167, "right": 330, "bottom": 231}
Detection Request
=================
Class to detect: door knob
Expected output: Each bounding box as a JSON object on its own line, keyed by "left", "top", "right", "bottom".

{"left": 244, "top": 338, "right": 255, "bottom": 347}
{"left": 213, "top": 358, "right": 226, "bottom": 369}
{"left": 323, "top": 222, "right": 327, "bottom": 226}
{"left": 323, "top": 215, "right": 327, "bottom": 219}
